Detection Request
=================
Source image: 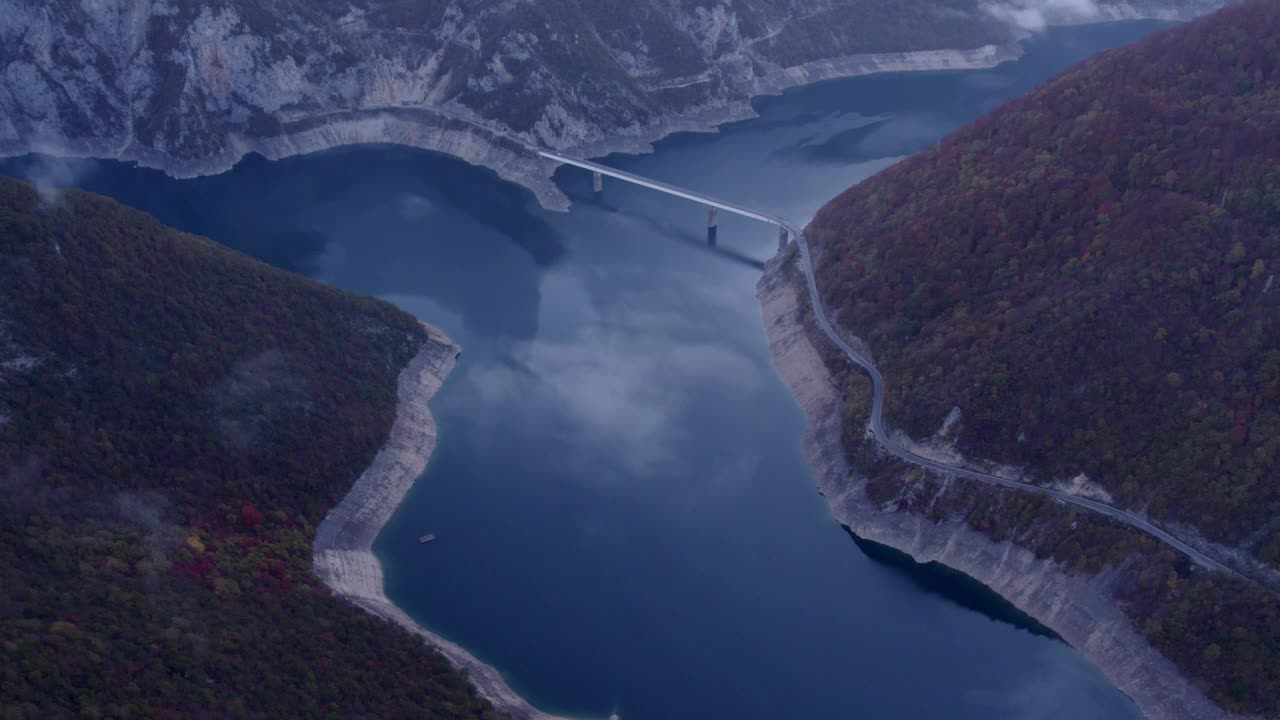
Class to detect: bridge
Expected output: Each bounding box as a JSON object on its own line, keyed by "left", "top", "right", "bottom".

{"left": 538, "top": 149, "right": 1230, "bottom": 575}
{"left": 536, "top": 150, "right": 795, "bottom": 248}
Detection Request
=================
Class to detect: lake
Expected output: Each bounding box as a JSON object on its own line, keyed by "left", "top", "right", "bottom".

{"left": 1, "top": 20, "right": 1168, "bottom": 720}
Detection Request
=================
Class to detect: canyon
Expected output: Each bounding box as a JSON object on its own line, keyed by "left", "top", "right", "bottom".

{"left": 0, "top": 0, "right": 1228, "bottom": 209}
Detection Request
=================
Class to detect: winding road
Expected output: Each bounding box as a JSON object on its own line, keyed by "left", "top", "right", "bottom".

{"left": 539, "top": 149, "right": 1230, "bottom": 574}
{"left": 790, "top": 228, "right": 1230, "bottom": 573}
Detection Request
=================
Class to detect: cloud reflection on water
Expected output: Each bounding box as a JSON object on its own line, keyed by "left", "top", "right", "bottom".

{"left": 463, "top": 267, "right": 762, "bottom": 480}
{"left": 966, "top": 641, "right": 1137, "bottom": 720}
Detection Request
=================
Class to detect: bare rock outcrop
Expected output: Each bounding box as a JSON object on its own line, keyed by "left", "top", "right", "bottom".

{"left": 0, "top": 0, "right": 1230, "bottom": 208}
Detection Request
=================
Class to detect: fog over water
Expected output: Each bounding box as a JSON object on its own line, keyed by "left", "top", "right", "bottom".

{"left": 1, "top": 21, "right": 1169, "bottom": 720}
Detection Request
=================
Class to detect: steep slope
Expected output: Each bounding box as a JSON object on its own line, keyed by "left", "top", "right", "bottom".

{"left": 810, "top": 0, "right": 1280, "bottom": 560}
{"left": 0, "top": 0, "right": 1229, "bottom": 208}
{"left": 0, "top": 176, "right": 495, "bottom": 719}
{"left": 795, "top": 0, "right": 1280, "bottom": 714}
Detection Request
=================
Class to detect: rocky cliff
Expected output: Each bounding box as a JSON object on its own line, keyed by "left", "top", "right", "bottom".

{"left": 0, "top": 0, "right": 1228, "bottom": 209}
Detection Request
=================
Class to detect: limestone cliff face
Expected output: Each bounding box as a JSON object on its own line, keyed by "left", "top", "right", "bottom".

{"left": 756, "top": 251, "right": 1248, "bottom": 720}
{"left": 0, "top": 0, "right": 1228, "bottom": 208}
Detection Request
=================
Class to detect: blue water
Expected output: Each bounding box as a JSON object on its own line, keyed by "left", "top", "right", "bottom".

{"left": 1, "top": 21, "right": 1169, "bottom": 720}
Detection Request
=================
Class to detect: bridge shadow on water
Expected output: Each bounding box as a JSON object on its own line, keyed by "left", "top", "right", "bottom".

{"left": 844, "top": 525, "right": 1062, "bottom": 641}
{"left": 581, "top": 193, "right": 768, "bottom": 272}
{"left": 669, "top": 226, "right": 767, "bottom": 272}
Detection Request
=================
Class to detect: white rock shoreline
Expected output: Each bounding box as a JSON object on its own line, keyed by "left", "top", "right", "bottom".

{"left": 2, "top": 6, "right": 1218, "bottom": 213}
{"left": 3, "top": 43, "right": 1027, "bottom": 213}
{"left": 755, "top": 250, "right": 1250, "bottom": 720}
{"left": 312, "top": 324, "right": 576, "bottom": 720}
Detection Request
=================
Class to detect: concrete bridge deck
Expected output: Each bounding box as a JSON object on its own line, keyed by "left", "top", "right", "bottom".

{"left": 536, "top": 150, "right": 791, "bottom": 231}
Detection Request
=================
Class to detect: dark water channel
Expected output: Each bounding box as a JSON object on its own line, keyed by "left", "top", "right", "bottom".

{"left": 2, "top": 21, "right": 1169, "bottom": 720}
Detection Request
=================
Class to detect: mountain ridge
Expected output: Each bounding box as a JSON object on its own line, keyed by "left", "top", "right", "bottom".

{"left": 0, "top": 174, "right": 497, "bottom": 719}
{"left": 801, "top": 0, "right": 1280, "bottom": 713}
{"left": 0, "top": 0, "right": 1231, "bottom": 209}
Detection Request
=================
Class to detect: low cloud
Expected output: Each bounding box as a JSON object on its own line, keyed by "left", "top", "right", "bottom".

{"left": 113, "top": 491, "right": 187, "bottom": 593}
{"left": 208, "top": 350, "right": 311, "bottom": 451}
{"left": 114, "top": 491, "right": 169, "bottom": 531}
{"left": 983, "top": 0, "right": 1099, "bottom": 32}
{"left": 10, "top": 155, "right": 96, "bottom": 206}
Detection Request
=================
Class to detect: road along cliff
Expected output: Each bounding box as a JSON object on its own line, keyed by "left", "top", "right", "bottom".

{"left": 757, "top": 248, "right": 1248, "bottom": 720}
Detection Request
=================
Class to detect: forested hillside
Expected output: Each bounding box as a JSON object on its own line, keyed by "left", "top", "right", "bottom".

{"left": 0, "top": 176, "right": 501, "bottom": 719}
{"left": 811, "top": 0, "right": 1280, "bottom": 553}
{"left": 805, "top": 0, "right": 1280, "bottom": 713}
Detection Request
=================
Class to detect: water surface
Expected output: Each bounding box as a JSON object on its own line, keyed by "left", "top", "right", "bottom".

{"left": 2, "top": 21, "right": 1168, "bottom": 720}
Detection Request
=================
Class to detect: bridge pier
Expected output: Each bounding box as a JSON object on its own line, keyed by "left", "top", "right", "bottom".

{"left": 778, "top": 225, "right": 790, "bottom": 250}
{"left": 707, "top": 207, "right": 718, "bottom": 245}
{"left": 592, "top": 171, "right": 603, "bottom": 194}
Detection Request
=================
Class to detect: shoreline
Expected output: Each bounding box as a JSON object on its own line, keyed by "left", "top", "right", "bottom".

{"left": 13, "top": 10, "right": 1232, "bottom": 717}
{"left": 0, "top": 9, "right": 1214, "bottom": 213}
{"left": 312, "top": 324, "right": 575, "bottom": 720}
{"left": 552, "top": 41, "right": 1023, "bottom": 169}
{"left": 755, "top": 249, "right": 1244, "bottom": 720}
{"left": 0, "top": 42, "right": 1026, "bottom": 213}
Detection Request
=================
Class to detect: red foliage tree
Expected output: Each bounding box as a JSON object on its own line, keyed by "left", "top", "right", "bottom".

{"left": 241, "top": 503, "right": 264, "bottom": 529}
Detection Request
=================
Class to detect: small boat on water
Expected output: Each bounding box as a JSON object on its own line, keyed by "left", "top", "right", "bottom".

{"left": 418, "top": 534, "right": 436, "bottom": 544}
